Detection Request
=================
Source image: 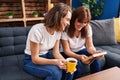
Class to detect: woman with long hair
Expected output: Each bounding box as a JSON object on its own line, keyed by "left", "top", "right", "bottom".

{"left": 61, "top": 6, "right": 103, "bottom": 80}
{"left": 23, "top": 3, "right": 71, "bottom": 80}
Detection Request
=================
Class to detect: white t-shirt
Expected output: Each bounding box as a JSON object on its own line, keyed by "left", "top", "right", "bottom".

{"left": 25, "top": 23, "right": 61, "bottom": 55}
{"left": 61, "top": 25, "right": 92, "bottom": 52}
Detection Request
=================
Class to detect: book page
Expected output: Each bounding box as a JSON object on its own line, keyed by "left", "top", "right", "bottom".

{"left": 83, "top": 51, "right": 107, "bottom": 64}
{"left": 92, "top": 51, "right": 107, "bottom": 57}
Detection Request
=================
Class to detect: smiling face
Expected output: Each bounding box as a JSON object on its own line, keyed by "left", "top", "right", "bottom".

{"left": 60, "top": 11, "right": 71, "bottom": 31}
{"left": 44, "top": 3, "right": 71, "bottom": 32}
{"left": 67, "top": 6, "right": 91, "bottom": 38}
{"left": 74, "top": 19, "right": 88, "bottom": 31}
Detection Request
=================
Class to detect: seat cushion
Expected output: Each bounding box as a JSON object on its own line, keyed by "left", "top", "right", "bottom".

{"left": 0, "top": 54, "right": 42, "bottom": 80}
{"left": 95, "top": 43, "right": 120, "bottom": 68}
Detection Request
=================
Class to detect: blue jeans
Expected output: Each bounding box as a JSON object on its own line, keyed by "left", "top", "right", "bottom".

{"left": 61, "top": 48, "right": 101, "bottom": 80}
{"left": 23, "top": 51, "right": 62, "bottom": 80}
{"left": 77, "top": 48, "right": 101, "bottom": 73}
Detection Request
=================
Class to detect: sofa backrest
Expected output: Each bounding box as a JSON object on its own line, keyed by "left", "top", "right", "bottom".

{"left": 0, "top": 27, "right": 31, "bottom": 57}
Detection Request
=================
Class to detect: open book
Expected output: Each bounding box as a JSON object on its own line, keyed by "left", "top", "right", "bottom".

{"left": 83, "top": 51, "right": 107, "bottom": 64}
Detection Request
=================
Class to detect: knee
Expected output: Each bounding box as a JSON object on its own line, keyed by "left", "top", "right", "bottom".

{"left": 93, "top": 60, "right": 101, "bottom": 66}
{"left": 75, "top": 60, "right": 82, "bottom": 73}
{"left": 77, "top": 60, "right": 82, "bottom": 69}
{"left": 48, "top": 68, "right": 62, "bottom": 80}
{"left": 53, "top": 70, "right": 62, "bottom": 79}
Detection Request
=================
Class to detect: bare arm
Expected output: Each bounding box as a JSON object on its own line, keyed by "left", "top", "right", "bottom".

{"left": 85, "top": 36, "right": 96, "bottom": 54}
{"left": 85, "top": 36, "right": 104, "bottom": 60}
{"left": 30, "top": 41, "right": 57, "bottom": 65}
{"left": 52, "top": 40, "right": 65, "bottom": 60}
{"left": 61, "top": 39, "right": 87, "bottom": 60}
{"left": 30, "top": 40, "right": 66, "bottom": 69}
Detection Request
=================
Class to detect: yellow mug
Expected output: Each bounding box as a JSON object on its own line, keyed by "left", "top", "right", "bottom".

{"left": 66, "top": 58, "right": 77, "bottom": 73}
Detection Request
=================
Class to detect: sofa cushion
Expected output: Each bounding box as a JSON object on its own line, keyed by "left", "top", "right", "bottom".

{"left": 114, "top": 18, "right": 120, "bottom": 42}
{"left": 0, "top": 54, "right": 41, "bottom": 80}
{"left": 90, "top": 19, "right": 116, "bottom": 46}
{"left": 95, "top": 42, "right": 120, "bottom": 68}
{"left": 0, "top": 27, "right": 31, "bottom": 57}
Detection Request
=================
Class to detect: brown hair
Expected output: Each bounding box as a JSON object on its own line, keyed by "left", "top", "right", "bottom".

{"left": 67, "top": 6, "right": 91, "bottom": 38}
{"left": 44, "top": 3, "right": 71, "bottom": 31}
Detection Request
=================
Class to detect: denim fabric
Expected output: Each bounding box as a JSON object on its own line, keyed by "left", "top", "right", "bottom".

{"left": 61, "top": 48, "right": 101, "bottom": 80}
{"left": 77, "top": 48, "right": 101, "bottom": 73}
{"left": 64, "top": 72, "right": 73, "bottom": 80}
{"left": 23, "top": 52, "right": 62, "bottom": 80}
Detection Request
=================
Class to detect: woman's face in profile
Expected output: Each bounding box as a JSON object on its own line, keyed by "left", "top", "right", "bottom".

{"left": 60, "top": 11, "right": 71, "bottom": 31}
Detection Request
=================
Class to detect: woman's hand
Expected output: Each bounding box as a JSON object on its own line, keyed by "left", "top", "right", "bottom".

{"left": 80, "top": 55, "right": 90, "bottom": 64}
{"left": 55, "top": 59, "right": 66, "bottom": 69}
{"left": 95, "top": 50, "right": 104, "bottom": 60}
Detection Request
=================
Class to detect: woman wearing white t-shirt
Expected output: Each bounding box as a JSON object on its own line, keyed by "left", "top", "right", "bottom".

{"left": 23, "top": 3, "right": 71, "bottom": 80}
{"left": 61, "top": 6, "right": 103, "bottom": 80}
